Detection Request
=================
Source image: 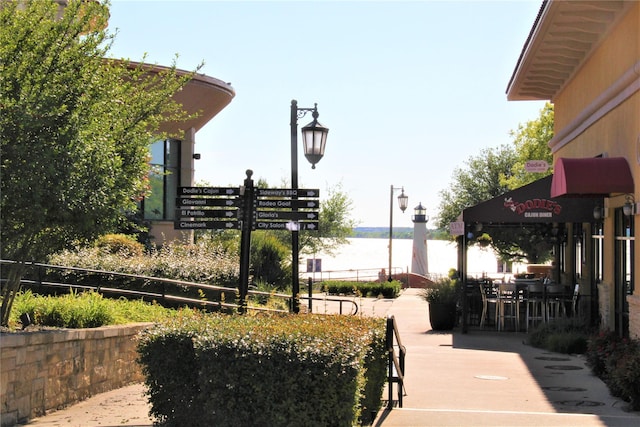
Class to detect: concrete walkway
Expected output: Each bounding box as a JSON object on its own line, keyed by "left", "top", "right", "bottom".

{"left": 19, "top": 289, "right": 640, "bottom": 426}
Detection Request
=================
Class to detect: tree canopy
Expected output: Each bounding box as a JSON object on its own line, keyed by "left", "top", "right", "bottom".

{"left": 435, "top": 103, "right": 555, "bottom": 263}
{"left": 0, "top": 0, "right": 197, "bottom": 325}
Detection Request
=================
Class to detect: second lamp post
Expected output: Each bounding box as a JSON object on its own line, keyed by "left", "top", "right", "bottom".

{"left": 388, "top": 185, "right": 408, "bottom": 281}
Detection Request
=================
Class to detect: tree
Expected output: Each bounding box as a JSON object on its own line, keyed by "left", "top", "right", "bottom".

{"left": 502, "top": 102, "right": 554, "bottom": 189}
{"left": 435, "top": 103, "right": 555, "bottom": 263}
{"left": 436, "top": 144, "right": 517, "bottom": 228}
{"left": 0, "top": 1, "right": 197, "bottom": 325}
{"left": 299, "top": 183, "right": 358, "bottom": 257}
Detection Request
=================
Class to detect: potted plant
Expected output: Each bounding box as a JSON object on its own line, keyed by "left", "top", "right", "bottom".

{"left": 476, "top": 233, "right": 492, "bottom": 248}
{"left": 420, "top": 277, "right": 458, "bottom": 331}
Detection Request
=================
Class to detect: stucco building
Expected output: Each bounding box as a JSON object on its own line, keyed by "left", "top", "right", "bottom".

{"left": 507, "top": 0, "right": 639, "bottom": 338}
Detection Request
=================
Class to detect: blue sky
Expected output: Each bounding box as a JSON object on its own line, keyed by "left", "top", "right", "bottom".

{"left": 107, "top": 0, "right": 547, "bottom": 228}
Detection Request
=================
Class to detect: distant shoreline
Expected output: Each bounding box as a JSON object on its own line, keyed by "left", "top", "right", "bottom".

{"left": 351, "top": 227, "right": 447, "bottom": 240}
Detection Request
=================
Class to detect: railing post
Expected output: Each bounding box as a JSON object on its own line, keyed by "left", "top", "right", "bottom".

{"left": 308, "top": 277, "right": 313, "bottom": 313}
{"left": 386, "top": 315, "right": 394, "bottom": 408}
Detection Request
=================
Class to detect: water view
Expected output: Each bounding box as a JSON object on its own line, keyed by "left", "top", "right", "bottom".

{"left": 302, "top": 238, "right": 501, "bottom": 282}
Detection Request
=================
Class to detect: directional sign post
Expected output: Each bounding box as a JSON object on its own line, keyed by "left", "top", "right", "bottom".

{"left": 175, "top": 171, "right": 321, "bottom": 315}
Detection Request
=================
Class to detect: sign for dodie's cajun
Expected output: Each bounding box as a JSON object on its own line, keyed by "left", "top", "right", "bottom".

{"left": 503, "top": 197, "right": 561, "bottom": 219}
{"left": 463, "top": 175, "right": 600, "bottom": 224}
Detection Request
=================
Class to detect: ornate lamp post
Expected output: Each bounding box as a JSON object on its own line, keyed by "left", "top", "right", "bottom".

{"left": 290, "top": 100, "right": 328, "bottom": 312}
{"left": 388, "top": 186, "right": 408, "bottom": 281}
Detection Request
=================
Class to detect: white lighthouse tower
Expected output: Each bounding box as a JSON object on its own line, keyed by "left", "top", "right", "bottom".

{"left": 411, "top": 203, "right": 429, "bottom": 275}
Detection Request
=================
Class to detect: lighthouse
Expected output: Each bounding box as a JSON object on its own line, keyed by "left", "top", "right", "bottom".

{"left": 411, "top": 203, "right": 429, "bottom": 275}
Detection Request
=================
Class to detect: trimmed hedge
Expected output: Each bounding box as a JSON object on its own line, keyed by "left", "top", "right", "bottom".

{"left": 137, "top": 312, "right": 387, "bottom": 426}
{"left": 321, "top": 280, "right": 402, "bottom": 299}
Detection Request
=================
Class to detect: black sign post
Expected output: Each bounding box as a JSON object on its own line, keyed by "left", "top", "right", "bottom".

{"left": 238, "top": 170, "right": 255, "bottom": 314}
{"left": 175, "top": 171, "right": 319, "bottom": 314}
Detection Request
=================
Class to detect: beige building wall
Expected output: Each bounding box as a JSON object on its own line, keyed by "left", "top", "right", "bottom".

{"left": 549, "top": 4, "right": 640, "bottom": 337}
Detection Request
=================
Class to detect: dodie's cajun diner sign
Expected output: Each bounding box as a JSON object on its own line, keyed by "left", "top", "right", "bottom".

{"left": 463, "top": 176, "right": 601, "bottom": 224}
{"left": 503, "top": 197, "right": 561, "bottom": 218}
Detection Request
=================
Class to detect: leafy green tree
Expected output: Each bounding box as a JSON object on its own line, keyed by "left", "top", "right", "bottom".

{"left": 299, "top": 183, "right": 358, "bottom": 257}
{"left": 436, "top": 144, "right": 517, "bottom": 228}
{"left": 435, "top": 103, "right": 555, "bottom": 263}
{"left": 502, "top": 102, "right": 554, "bottom": 189}
{"left": 0, "top": 1, "right": 197, "bottom": 325}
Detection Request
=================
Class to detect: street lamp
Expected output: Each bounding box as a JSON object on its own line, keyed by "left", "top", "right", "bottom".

{"left": 290, "top": 99, "right": 329, "bottom": 313}
{"left": 388, "top": 186, "right": 408, "bottom": 281}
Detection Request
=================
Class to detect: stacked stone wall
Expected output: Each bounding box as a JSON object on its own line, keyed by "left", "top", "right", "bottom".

{"left": 0, "top": 323, "right": 150, "bottom": 427}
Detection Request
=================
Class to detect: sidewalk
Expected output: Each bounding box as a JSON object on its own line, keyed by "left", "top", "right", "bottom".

{"left": 19, "top": 289, "right": 640, "bottom": 426}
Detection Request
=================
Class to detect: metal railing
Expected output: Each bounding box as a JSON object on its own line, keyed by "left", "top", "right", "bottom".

{"left": 386, "top": 315, "right": 406, "bottom": 408}
{"left": 0, "top": 260, "right": 358, "bottom": 315}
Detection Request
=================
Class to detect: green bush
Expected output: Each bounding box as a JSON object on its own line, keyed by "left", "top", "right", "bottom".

{"left": 419, "top": 277, "right": 458, "bottom": 304}
{"left": 250, "top": 231, "right": 291, "bottom": 288}
{"left": 137, "top": 313, "right": 387, "bottom": 426}
{"left": 45, "top": 238, "right": 240, "bottom": 305}
{"left": 8, "top": 290, "right": 177, "bottom": 329}
{"left": 586, "top": 331, "right": 640, "bottom": 409}
{"left": 528, "top": 318, "right": 589, "bottom": 354}
{"left": 94, "top": 233, "right": 144, "bottom": 257}
{"left": 321, "top": 280, "right": 401, "bottom": 298}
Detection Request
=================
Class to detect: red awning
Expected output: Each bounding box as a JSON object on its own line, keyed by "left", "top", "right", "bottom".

{"left": 551, "top": 157, "right": 634, "bottom": 197}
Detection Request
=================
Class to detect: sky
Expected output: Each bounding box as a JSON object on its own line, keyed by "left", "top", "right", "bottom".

{"left": 107, "top": 0, "right": 547, "bottom": 229}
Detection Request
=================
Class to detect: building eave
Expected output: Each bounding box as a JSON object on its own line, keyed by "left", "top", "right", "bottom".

{"left": 506, "top": 0, "right": 633, "bottom": 102}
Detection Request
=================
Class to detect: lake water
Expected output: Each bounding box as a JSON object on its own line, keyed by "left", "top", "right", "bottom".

{"left": 302, "top": 238, "right": 501, "bottom": 282}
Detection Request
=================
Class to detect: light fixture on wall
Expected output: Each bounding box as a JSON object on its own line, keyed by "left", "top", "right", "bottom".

{"left": 623, "top": 194, "right": 636, "bottom": 216}
{"left": 593, "top": 205, "right": 608, "bottom": 220}
{"left": 193, "top": 153, "right": 201, "bottom": 160}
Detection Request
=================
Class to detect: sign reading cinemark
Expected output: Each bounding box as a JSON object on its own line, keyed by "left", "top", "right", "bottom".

{"left": 175, "top": 221, "right": 241, "bottom": 230}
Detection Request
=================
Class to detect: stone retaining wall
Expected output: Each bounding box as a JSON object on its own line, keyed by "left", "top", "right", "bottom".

{"left": 0, "top": 323, "right": 151, "bottom": 427}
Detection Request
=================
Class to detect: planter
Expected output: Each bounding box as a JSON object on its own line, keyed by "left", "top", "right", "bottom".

{"left": 428, "top": 302, "right": 456, "bottom": 331}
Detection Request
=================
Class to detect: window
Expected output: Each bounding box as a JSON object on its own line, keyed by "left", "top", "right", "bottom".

{"left": 143, "top": 139, "right": 181, "bottom": 220}
{"left": 614, "top": 208, "right": 634, "bottom": 337}
{"left": 592, "top": 221, "right": 604, "bottom": 283}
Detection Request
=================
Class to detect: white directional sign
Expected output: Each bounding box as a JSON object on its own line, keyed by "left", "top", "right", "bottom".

{"left": 256, "top": 188, "right": 319, "bottom": 198}
{"left": 174, "top": 220, "right": 241, "bottom": 230}
{"left": 255, "top": 221, "right": 319, "bottom": 230}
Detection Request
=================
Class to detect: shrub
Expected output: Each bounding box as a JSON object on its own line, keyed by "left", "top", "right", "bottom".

{"left": 419, "top": 277, "right": 458, "bottom": 304}
{"left": 609, "top": 340, "right": 640, "bottom": 410}
{"left": 528, "top": 318, "right": 590, "bottom": 354}
{"left": 8, "top": 290, "right": 177, "bottom": 329}
{"left": 586, "top": 330, "right": 640, "bottom": 408}
{"left": 48, "top": 238, "right": 240, "bottom": 290}
{"left": 250, "top": 231, "right": 290, "bottom": 288}
{"left": 94, "top": 233, "right": 144, "bottom": 257}
{"left": 321, "top": 280, "right": 401, "bottom": 298}
{"left": 585, "top": 330, "right": 623, "bottom": 377}
{"left": 137, "top": 313, "right": 387, "bottom": 426}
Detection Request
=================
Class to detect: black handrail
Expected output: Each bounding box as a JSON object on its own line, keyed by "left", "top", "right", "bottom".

{"left": 0, "top": 260, "right": 358, "bottom": 315}
{"left": 386, "top": 315, "right": 406, "bottom": 408}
